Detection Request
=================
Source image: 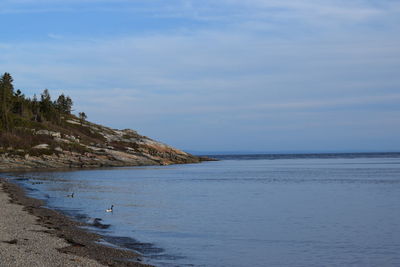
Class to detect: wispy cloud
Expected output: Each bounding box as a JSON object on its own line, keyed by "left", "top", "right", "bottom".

{"left": 1, "top": 0, "right": 398, "bottom": 23}
{"left": 3, "top": 29, "right": 398, "bottom": 115}
{"left": 47, "top": 33, "right": 64, "bottom": 40}
{"left": 1, "top": 0, "right": 399, "bottom": 150}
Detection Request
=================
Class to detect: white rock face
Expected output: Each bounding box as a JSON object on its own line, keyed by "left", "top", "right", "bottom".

{"left": 33, "top": 144, "right": 50, "bottom": 150}
{"left": 66, "top": 119, "right": 81, "bottom": 125}
{"left": 35, "top": 130, "right": 61, "bottom": 138}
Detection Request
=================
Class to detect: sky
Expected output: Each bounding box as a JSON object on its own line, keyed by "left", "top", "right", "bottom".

{"left": 1, "top": 0, "right": 400, "bottom": 153}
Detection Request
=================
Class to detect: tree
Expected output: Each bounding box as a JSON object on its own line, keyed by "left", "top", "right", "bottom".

{"left": 40, "top": 89, "right": 57, "bottom": 121}
{"left": 0, "top": 73, "right": 15, "bottom": 131}
{"left": 12, "top": 89, "right": 25, "bottom": 115}
{"left": 56, "top": 94, "right": 73, "bottom": 114}
{"left": 65, "top": 96, "right": 73, "bottom": 114}
{"left": 40, "top": 89, "right": 52, "bottom": 111}
{"left": 78, "top": 112, "right": 87, "bottom": 125}
{"left": 0, "top": 73, "right": 85, "bottom": 129}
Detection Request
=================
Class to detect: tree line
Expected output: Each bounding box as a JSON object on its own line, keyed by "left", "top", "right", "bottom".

{"left": 0, "top": 72, "right": 86, "bottom": 131}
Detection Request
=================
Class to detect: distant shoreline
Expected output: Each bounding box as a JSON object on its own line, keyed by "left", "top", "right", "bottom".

{"left": 0, "top": 178, "right": 152, "bottom": 267}
{"left": 202, "top": 151, "right": 400, "bottom": 159}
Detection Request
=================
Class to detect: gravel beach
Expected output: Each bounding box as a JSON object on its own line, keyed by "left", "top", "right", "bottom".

{"left": 0, "top": 179, "right": 151, "bottom": 267}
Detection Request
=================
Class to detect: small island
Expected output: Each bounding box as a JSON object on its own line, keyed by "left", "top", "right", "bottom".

{"left": 0, "top": 72, "right": 207, "bottom": 170}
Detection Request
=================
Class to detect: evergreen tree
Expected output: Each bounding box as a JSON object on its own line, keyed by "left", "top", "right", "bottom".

{"left": 12, "top": 89, "right": 25, "bottom": 115}
{"left": 31, "top": 94, "right": 41, "bottom": 122}
{"left": 0, "top": 73, "right": 14, "bottom": 131}
{"left": 56, "top": 94, "right": 73, "bottom": 114}
{"left": 0, "top": 73, "right": 80, "bottom": 129}
{"left": 65, "top": 96, "right": 73, "bottom": 114}
{"left": 79, "top": 112, "right": 87, "bottom": 125}
{"left": 40, "top": 89, "right": 56, "bottom": 121}
{"left": 40, "top": 89, "right": 52, "bottom": 111}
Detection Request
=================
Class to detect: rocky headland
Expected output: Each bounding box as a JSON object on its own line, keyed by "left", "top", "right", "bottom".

{"left": 0, "top": 72, "right": 212, "bottom": 170}
{"left": 0, "top": 118, "right": 208, "bottom": 170}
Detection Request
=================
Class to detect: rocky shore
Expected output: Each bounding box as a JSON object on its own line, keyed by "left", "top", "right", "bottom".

{"left": 0, "top": 118, "right": 211, "bottom": 170}
{"left": 0, "top": 178, "right": 152, "bottom": 267}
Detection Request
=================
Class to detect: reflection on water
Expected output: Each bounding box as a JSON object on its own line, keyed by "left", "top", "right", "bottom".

{"left": 6, "top": 155, "right": 400, "bottom": 267}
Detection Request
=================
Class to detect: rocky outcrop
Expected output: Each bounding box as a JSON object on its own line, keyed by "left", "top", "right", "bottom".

{"left": 0, "top": 118, "right": 210, "bottom": 170}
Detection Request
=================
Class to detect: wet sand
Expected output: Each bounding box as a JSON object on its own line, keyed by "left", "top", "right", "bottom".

{"left": 0, "top": 178, "right": 152, "bottom": 267}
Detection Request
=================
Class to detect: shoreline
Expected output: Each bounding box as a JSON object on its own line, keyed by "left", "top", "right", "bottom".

{"left": 0, "top": 178, "right": 153, "bottom": 267}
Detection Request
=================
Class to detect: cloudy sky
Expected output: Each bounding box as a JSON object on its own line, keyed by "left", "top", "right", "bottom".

{"left": 1, "top": 0, "right": 399, "bottom": 153}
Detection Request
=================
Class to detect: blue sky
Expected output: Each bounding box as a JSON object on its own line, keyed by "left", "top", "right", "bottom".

{"left": 1, "top": 0, "right": 400, "bottom": 153}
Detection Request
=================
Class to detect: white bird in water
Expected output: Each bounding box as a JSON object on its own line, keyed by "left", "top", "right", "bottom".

{"left": 106, "top": 205, "right": 114, "bottom": 212}
{"left": 66, "top": 192, "right": 74, "bottom": 198}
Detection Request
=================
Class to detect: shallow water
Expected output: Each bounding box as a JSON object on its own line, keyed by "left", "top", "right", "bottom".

{"left": 6, "top": 154, "right": 400, "bottom": 266}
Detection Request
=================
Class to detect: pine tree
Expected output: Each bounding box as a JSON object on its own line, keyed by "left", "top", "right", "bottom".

{"left": 56, "top": 94, "right": 73, "bottom": 114}
{"left": 31, "top": 94, "right": 41, "bottom": 122}
{"left": 0, "top": 73, "right": 14, "bottom": 131}
{"left": 13, "top": 89, "right": 24, "bottom": 115}
{"left": 78, "top": 112, "right": 87, "bottom": 125}
{"left": 40, "top": 89, "right": 55, "bottom": 121}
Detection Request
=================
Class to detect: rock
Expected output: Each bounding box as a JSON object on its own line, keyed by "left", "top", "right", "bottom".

{"left": 33, "top": 144, "right": 50, "bottom": 150}
{"left": 122, "top": 129, "right": 138, "bottom": 135}
{"left": 35, "top": 130, "right": 61, "bottom": 138}
{"left": 55, "top": 137, "right": 70, "bottom": 143}
{"left": 65, "top": 135, "right": 80, "bottom": 143}
{"left": 0, "top": 115, "right": 205, "bottom": 170}
{"left": 66, "top": 119, "right": 81, "bottom": 125}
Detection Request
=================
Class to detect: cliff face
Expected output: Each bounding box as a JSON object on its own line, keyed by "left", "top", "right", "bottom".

{"left": 0, "top": 117, "right": 204, "bottom": 170}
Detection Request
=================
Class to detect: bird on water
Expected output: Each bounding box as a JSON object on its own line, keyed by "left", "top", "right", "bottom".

{"left": 66, "top": 192, "right": 74, "bottom": 198}
{"left": 106, "top": 205, "right": 114, "bottom": 212}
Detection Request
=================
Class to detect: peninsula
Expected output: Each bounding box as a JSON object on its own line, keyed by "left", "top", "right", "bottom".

{"left": 0, "top": 73, "right": 207, "bottom": 170}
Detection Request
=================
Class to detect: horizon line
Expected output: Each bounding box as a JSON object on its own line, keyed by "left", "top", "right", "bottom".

{"left": 187, "top": 150, "right": 400, "bottom": 156}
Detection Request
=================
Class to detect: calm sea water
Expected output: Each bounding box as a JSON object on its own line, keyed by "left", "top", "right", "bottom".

{"left": 6, "top": 153, "right": 400, "bottom": 266}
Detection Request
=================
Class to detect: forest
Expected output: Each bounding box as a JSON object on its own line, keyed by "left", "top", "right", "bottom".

{"left": 0, "top": 72, "right": 86, "bottom": 132}
{"left": 0, "top": 72, "right": 93, "bottom": 155}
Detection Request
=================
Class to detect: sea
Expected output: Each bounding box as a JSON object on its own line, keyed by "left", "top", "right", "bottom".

{"left": 4, "top": 153, "right": 400, "bottom": 267}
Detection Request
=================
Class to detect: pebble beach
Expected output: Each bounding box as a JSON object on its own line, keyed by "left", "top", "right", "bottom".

{"left": 0, "top": 179, "right": 150, "bottom": 267}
